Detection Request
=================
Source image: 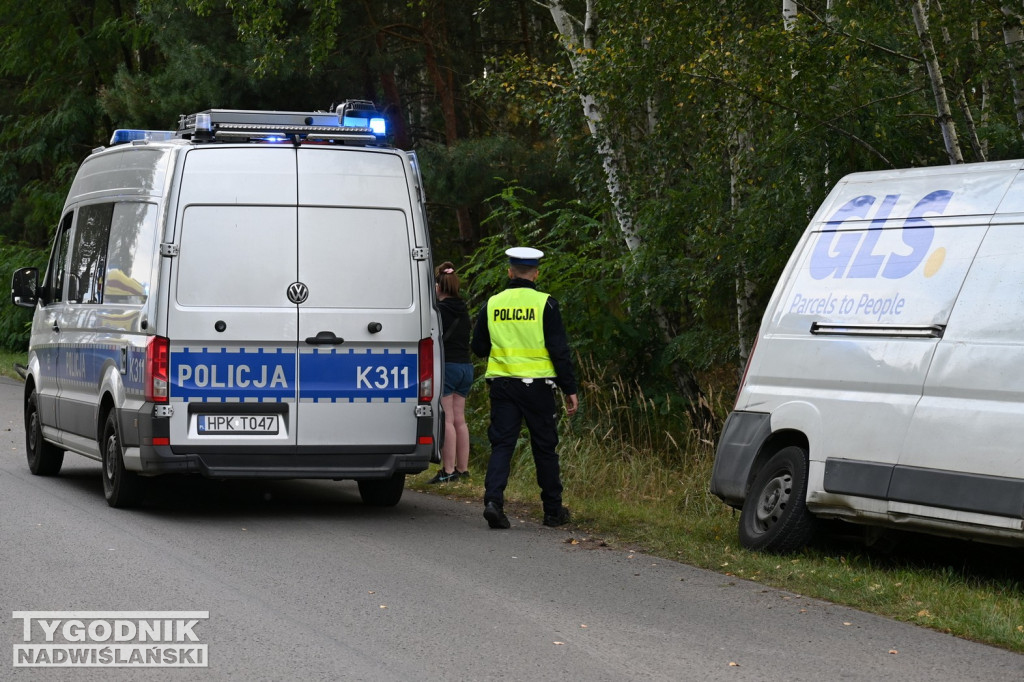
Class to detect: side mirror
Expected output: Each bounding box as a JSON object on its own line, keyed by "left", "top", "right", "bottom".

{"left": 11, "top": 267, "right": 39, "bottom": 308}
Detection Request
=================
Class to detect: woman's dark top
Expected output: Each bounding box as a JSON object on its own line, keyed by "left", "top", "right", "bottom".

{"left": 438, "top": 297, "right": 471, "bottom": 364}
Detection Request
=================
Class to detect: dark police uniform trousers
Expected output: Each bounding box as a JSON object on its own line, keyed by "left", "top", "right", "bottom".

{"left": 484, "top": 377, "right": 563, "bottom": 514}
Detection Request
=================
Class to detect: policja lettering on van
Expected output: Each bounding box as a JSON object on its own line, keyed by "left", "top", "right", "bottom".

{"left": 177, "top": 363, "right": 289, "bottom": 389}
{"left": 492, "top": 307, "right": 537, "bottom": 321}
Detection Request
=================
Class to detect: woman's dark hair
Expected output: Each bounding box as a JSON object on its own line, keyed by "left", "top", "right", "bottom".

{"left": 435, "top": 261, "right": 461, "bottom": 297}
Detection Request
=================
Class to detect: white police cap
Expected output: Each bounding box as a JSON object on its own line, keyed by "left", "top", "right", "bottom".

{"left": 506, "top": 247, "right": 544, "bottom": 266}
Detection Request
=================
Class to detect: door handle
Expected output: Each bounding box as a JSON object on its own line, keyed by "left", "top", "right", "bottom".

{"left": 305, "top": 331, "right": 344, "bottom": 345}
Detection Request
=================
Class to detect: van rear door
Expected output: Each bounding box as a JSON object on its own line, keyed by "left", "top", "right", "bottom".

{"left": 294, "top": 148, "right": 422, "bottom": 450}
{"left": 168, "top": 147, "right": 299, "bottom": 452}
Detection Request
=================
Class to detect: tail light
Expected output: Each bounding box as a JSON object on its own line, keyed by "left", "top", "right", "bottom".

{"left": 734, "top": 335, "right": 758, "bottom": 409}
{"left": 418, "top": 337, "right": 434, "bottom": 403}
{"left": 146, "top": 335, "right": 170, "bottom": 403}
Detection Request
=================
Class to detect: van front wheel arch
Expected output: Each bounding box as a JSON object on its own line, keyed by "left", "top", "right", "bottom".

{"left": 101, "top": 411, "right": 143, "bottom": 508}
{"left": 738, "top": 445, "right": 817, "bottom": 553}
{"left": 25, "top": 390, "right": 64, "bottom": 476}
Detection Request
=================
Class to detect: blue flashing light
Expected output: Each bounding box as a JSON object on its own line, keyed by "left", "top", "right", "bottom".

{"left": 341, "top": 115, "right": 387, "bottom": 136}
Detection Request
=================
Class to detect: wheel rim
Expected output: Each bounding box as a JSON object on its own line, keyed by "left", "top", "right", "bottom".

{"left": 753, "top": 470, "right": 793, "bottom": 533}
{"left": 104, "top": 433, "right": 117, "bottom": 482}
{"left": 27, "top": 410, "right": 39, "bottom": 459}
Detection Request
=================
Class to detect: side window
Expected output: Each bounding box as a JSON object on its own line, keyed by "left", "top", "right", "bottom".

{"left": 41, "top": 212, "right": 74, "bottom": 305}
{"left": 103, "top": 203, "right": 159, "bottom": 305}
{"left": 68, "top": 203, "right": 114, "bottom": 304}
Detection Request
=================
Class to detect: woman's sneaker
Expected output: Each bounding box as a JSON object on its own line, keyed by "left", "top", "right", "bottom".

{"left": 427, "top": 469, "right": 459, "bottom": 484}
{"left": 455, "top": 469, "right": 470, "bottom": 482}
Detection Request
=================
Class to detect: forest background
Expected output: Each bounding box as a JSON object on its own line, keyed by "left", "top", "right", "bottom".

{"left": 4, "top": 0, "right": 1024, "bottom": 446}
{"left": 8, "top": 1, "right": 1024, "bottom": 648}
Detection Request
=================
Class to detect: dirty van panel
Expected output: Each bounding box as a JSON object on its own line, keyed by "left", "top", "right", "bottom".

{"left": 67, "top": 148, "right": 172, "bottom": 200}
{"left": 758, "top": 183, "right": 989, "bottom": 468}
{"left": 823, "top": 162, "right": 1018, "bottom": 224}
{"left": 898, "top": 221, "right": 1024, "bottom": 514}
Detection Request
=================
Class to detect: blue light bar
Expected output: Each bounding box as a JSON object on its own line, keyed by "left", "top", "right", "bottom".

{"left": 110, "top": 129, "right": 176, "bottom": 146}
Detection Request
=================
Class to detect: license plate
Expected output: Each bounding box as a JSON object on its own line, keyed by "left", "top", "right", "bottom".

{"left": 197, "top": 414, "right": 279, "bottom": 434}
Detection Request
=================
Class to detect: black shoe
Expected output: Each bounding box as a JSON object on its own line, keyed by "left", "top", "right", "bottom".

{"left": 456, "top": 469, "right": 470, "bottom": 482}
{"left": 483, "top": 501, "right": 510, "bottom": 529}
{"left": 543, "top": 506, "right": 571, "bottom": 527}
{"left": 427, "top": 469, "right": 458, "bottom": 484}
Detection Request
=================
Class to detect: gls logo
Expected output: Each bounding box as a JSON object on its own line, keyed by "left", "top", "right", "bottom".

{"left": 810, "top": 190, "right": 952, "bottom": 280}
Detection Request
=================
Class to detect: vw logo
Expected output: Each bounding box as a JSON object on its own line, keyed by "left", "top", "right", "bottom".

{"left": 287, "top": 282, "right": 309, "bottom": 304}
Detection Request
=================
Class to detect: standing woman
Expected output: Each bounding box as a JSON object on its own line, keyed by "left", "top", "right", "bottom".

{"left": 429, "top": 261, "right": 473, "bottom": 483}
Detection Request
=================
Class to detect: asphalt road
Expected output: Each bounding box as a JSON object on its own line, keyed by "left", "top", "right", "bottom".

{"left": 1, "top": 376, "right": 1022, "bottom": 681}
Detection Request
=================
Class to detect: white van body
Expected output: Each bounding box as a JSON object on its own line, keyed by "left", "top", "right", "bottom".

{"left": 711, "top": 159, "right": 1024, "bottom": 551}
{"left": 12, "top": 106, "right": 441, "bottom": 507}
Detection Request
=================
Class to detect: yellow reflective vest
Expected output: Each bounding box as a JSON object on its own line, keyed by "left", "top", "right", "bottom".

{"left": 485, "top": 287, "right": 556, "bottom": 378}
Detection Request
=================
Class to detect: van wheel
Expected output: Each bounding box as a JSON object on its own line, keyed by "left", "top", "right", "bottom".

{"left": 358, "top": 474, "right": 405, "bottom": 507}
{"left": 738, "top": 446, "right": 817, "bottom": 553}
{"left": 25, "top": 391, "right": 64, "bottom": 476}
{"left": 101, "top": 411, "right": 142, "bottom": 508}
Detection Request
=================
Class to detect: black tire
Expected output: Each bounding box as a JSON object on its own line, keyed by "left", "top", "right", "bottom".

{"left": 738, "top": 445, "right": 817, "bottom": 553}
{"left": 357, "top": 473, "right": 406, "bottom": 507}
{"left": 101, "top": 410, "right": 142, "bottom": 508}
{"left": 25, "top": 390, "right": 64, "bottom": 476}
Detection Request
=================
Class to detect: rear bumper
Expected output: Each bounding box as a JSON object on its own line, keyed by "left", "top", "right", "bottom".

{"left": 131, "top": 404, "right": 434, "bottom": 478}
{"left": 137, "top": 444, "right": 432, "bottom": 478}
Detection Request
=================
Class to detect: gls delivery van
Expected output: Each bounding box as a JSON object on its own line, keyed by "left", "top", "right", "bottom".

{"left": 10, "top": 103, "right": 442, "bottom": 508}
{"left": 711, "top": 159, "right": 1024, "bottom": 552}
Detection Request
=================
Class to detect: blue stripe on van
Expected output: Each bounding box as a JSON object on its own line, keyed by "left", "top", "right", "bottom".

{"left": 299, "top": 347, "right": 416, "bottom": 403}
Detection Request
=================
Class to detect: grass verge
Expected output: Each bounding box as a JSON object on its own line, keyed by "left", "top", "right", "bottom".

{"left": 411, "top": 371, "right": 1024, "bottom": 654}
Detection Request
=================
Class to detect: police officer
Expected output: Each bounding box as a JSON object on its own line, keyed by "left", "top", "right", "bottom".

{"left": 471, "top": 247, "right": 579, "bottom": 529}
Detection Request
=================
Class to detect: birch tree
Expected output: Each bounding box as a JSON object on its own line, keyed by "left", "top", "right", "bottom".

{"left": 537, "top": 0, "right": 713, "bottom": 429}
{"left": 910, "top": 0, "right": 964, "bottom": 164}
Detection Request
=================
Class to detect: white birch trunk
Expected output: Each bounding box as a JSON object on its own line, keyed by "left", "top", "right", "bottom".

{"left": 731, "top": 130, "right": 756, "bottom": 366}
{"left": 547, "top": 0, "right": 641, "bottom": 253}
{"left": 782, "top": 0, "right": 798, "bottom": 30}
{"left": 973, "top": 12, "right": 990, "bottom": 158}
{"left": 936, "top": 1, "right": 985, "bottom": 160}
{"left": 910, "top": 0, "right": 964, "bottom": 164}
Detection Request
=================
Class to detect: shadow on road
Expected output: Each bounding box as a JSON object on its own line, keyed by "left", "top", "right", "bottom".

{"left": 48, "top": 461, "right": 442, "bottom": 524}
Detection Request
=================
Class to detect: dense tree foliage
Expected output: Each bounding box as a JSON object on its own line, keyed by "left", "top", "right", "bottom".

{"left": 4, "top": 0, "right": 1024, "bottom": 428}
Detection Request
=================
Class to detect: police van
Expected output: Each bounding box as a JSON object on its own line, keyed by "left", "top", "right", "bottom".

{"left": 10, "top": 102, "right": 441, "bottom": 508}
{"left": 711, "top": 159, "right": 1024, "bottom": 552}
